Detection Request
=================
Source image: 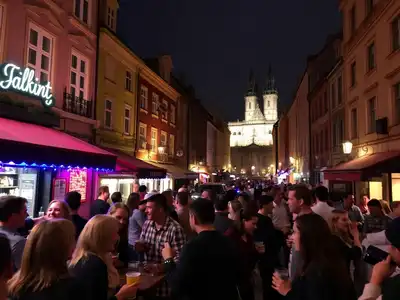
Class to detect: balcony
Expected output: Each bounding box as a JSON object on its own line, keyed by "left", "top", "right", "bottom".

{"left": 63, "top": 91, "right": 93, "bottom": 119}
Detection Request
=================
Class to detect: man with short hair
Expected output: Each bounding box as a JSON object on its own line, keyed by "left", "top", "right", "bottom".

{"left": 0, "top": 196, "right": 27, "bottom": 270}
{"left": 213, "top": 194, "right": 233, "bottom": 234}
{"left": 137, "top": 193, "right": 186, "bottom": 299}
{"left": 312, "top": 185, "right": 334, "bottom": 225}
{"left": 174, "top": 192, "right": 193, "bottom": 240}
{"left": 90, "top": 186, "right": 110, "bottom": 217}
{"left": 162, "top": 198, "right": 241, "bottom": 300}
{"left": 64, "top": 191, "right": 87, "bottom": 239}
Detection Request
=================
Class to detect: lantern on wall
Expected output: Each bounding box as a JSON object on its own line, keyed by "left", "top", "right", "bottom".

{"left": 342, "top": 141, "right": 353, "bottom": 154}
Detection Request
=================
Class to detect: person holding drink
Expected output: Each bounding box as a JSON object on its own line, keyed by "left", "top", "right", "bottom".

{"left": 272, "top": 214, "right": 356, "bottom": 300}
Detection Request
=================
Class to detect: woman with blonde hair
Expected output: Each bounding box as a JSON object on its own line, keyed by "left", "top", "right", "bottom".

{"left": 8, "top": 219, "right": 81, "bottom": 299}
{"left": 228, "top": 199, "right": 243, "bottom": 221}
{"left": 330, "top": 209, "right": 362, "bottom": 273}
{"left": 69, "top": 215, "right": 138, "bottom": 300}
{"left": 46, "top": 200, "right": 71, "bottom": 220}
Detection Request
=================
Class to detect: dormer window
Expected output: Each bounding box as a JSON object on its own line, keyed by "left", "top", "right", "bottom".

{"left": 107, "top": 6, "right": 116, "bottom": 31}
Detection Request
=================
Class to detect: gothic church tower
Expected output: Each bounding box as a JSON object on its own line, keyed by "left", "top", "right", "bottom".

{"left": 263, "top": 65, "right": 278, "bottom": 122}
{"left": 245, "top": 70, "right": 259, "bottom": 121}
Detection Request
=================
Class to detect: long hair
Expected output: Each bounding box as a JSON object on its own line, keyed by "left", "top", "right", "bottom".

{"left": 47, "top": 200, "right": 71, "bottom": 220}
{"left": 295, "top": 214, "right": 350, "bottom": 284}
{"left": 8, "top": 219, "right": 75, "bottom": 296}
{"left": 235, "top": 208, "right": 257, "bottom": 236}
{"left": 331, "top": 209, "right": 353, "bottom": 246}
{"left": 69, "top": 215, "right": 120, "bottom": 288}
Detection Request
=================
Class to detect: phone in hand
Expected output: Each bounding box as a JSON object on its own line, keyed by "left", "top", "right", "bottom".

{"left": 364, "top": 245, "right": 396, "bottom": 266}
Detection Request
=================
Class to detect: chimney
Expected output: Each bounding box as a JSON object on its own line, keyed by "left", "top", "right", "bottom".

{"left": 158, "top": 55, "right": 173, "bottom": 84}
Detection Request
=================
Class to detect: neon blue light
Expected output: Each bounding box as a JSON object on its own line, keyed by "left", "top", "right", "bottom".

{"left": 0, "top": 161, "right": 113, "bottom": 172}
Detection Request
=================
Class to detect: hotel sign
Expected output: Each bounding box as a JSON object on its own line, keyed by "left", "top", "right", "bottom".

{"left": 0, "top": 63, "right": 55, "bottom": 107}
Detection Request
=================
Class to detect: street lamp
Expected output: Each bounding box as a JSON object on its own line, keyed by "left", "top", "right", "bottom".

{"left": 342, "top": 141, "right": 353, "bottom": 154}
{"left": 251, "top": 165, "right": 255, "bottom": 170}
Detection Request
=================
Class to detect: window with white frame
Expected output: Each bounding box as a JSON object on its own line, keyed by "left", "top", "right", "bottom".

{"left": 104, "top": 99, "right": 112, "bottom": 128}
{"left": 169, "top": 134, "right": 175, "bottom": 156}
{"left": 152, "top": 93, "right": 159, "bottom": 115}
{"left": 125, "top": 71, "right": 132, "bottom": 92}
{"left": 139, "top": 123, "right": 147, "bottom": 149}
{"left": 161, "top": 99, "right": 168, "bottom": 120}
{"left": 151, "top": 128, "right": 157, "bottom": 152}
{"left": 74, "top": 0, "right": 89, "bottom": 24}
{"left": 160, "top": 131, "right": 167, "bottom": 147}
{"left": 140, "top": 85, "right": 148, "bottom": 110}
{"left": 70, "top": 52, "right": 89, "bottom": 99}
{"left": 27, "top": 24, "right": 53, "bottom": 84}
{"left": 107, "top": 6, "right": 115, "bottom": 30}
{"left": 170, "top": 104, "right": 176, "bottom": 124}
{"left": 124, "top": 105, "right": 131, "bottom": 134}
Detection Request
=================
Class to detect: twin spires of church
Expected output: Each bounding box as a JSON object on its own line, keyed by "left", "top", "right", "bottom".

{"left": 245, "top": 64, "right": 278, "bottom": 96}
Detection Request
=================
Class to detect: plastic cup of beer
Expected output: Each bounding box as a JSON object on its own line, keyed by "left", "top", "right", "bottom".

{"left": 126, "top": 272, "right": 141, "bottom": 285}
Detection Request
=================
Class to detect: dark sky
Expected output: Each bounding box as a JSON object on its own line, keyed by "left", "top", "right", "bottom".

{"left": 117, "top": 0, "right": 341, "bottom": 122}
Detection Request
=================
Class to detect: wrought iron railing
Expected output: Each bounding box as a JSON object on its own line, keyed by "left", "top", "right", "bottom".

{"left": 63, "top": 89, "right": 93, "bottom": 119}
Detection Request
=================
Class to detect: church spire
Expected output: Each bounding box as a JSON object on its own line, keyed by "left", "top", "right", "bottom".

{"left": 263, "top": 64, "right": 277, "bottom": 95}
{"left": 246, "top": 68, "right": 257, "bottom": 96}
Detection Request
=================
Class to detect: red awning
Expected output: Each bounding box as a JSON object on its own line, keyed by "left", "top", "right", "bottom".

{"left": 324, "top": 151, "right": 400, "bottom": 181}
{"left": 0, "top": 117, "right": 116, "bottom": 169}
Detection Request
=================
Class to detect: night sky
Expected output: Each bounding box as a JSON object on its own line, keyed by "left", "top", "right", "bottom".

{"left": 117, "top": 0, "right": 341, "bottom": 122}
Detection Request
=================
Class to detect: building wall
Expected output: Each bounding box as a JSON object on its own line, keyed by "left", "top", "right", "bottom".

{"left": 229, "top": 122, "right": 274, "bottom": 147}
{"left": 231, "top": 145, "right": 273, "bottom": 176}
{"left": 96, "top": 28, "right": 139, "bottom": 154}
{"left": 215, "top": 119, "right": 231, "bottom": 171}
{"left": 2, "top": 0, "right": 99, "bottom": 139}
{"left": 341, "top": 0, "right": 400, "bottom": 156}
{"left": 206, "top": 120, "right": 217, "bottom": 169}
{"left": 188, "top": 99, "right": 208, "bottom": 168}
{"left": 277, "top": 114, "right": 289, "bottom": 168}
{"left": 136, "top": 70, "right": 180, "bottom": 163}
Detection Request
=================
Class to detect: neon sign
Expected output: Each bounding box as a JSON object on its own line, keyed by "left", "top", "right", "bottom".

{"left": 0, "top": 63, "right": 54, "bottom": 107}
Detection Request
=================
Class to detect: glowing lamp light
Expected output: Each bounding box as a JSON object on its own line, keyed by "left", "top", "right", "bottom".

{"left": 342, "top": 141, "right": 353, "bottom": 154}
{"left": 251, "top": 165, "right": 255, "bottom": 170}
{"left": 0, "top": 161, "right": 113, "bottom": 172}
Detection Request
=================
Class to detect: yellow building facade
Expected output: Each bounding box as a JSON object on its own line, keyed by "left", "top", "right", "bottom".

{"left": 96, "top": 27, "right": 142, "bottom": 154}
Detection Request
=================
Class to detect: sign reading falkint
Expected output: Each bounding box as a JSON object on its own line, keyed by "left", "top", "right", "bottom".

{"left": 0, "top": 63, "right": 55, "bottom": 107}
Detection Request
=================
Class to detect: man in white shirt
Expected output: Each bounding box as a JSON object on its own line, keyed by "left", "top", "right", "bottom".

{"left": 271, "top": 187, "right": 291, "bottom": 234}
{"left": 311, "top": 186, "right": 334, "bottom": 226}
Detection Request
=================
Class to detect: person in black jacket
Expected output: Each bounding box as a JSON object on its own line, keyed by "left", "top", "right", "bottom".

{"left": 272, "top": 214, "right": 356, "bottom": 300}
{"left": 8, "top": 219, "right": 85, "bottom": 300}
{"left": 161, "top": 198, "right": 242, "bottom": 300}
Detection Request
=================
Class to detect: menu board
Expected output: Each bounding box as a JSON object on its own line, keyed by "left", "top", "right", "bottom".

{"left": 53, "top": 178, "right": 67, "bottom": 201}
{"left": 69, "top": 169, "right": 87, "bottom": 202}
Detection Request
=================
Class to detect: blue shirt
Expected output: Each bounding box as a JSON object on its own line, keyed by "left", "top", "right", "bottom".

{"left": 128, "top": 209, "right": 146, "bottom": 245}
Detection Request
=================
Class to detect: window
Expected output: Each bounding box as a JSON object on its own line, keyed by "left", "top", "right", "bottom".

{"left": 394, "top": 82, "right": 400, "bottom": 123}
{"left": 169, "top": 134, "right": 175, "bottom": 156}
{"left": 337, "top": 76, "right": 343, "bottom": 104}
{"left": 367, "top": 42, "right": 376, "bottom": 71}
{"left": 248, "top": 102, "right": 251, "bottom": 109}
{"left": 27, "top": 24, "right": 53, "bottom": 84}
{"left": 392, "top": 15, "right": 400, "bottom": 52}
{"left": 104, "top": 99, "right": 112, "bottom": 128}
{"left": 161, "top": 100, "right": 168, "bottom": 120}
{"left": 139, "top": 123, "right": 147, "bottom": 149}
{"left": 331, "top": 82, "right": 336, "bottom": 108}
{"left": 150, "top": 128, "right": 157, "bottom": 152}
{"left": 124, "top": 105, "right": 131, "bottom": 135}
{"left": 339, "top": 119, "right": 344, "bottom": 143}
{"left": 74, "top": 0, "right": 89, "bottom": 24}
{"left": 367, "top": 97, "right": 376, "bottom": 133}
{"left": 125, "top": 71, "right": 132, "bottom": 92}
{"left": 351, "top": 108, "right": 358, "bottom": 139}
{"left": 107, "top": 7, "right": 115, "bottom": 30}
{"left": 152, "top": 93, "right": 159, "bottom": 115}
{"left": 324, "top": 91, "right": 328, "bottom": 113}
{"left": 140, "top": 85, "right": 148, "bottom": 110}
{"left": 350, "top": 5, "right": 356, "bottom": 34}
{"left": 350, "top": 61, "right": 356, "bottom": 87}
{"left": 267, "top": 101, "right": 270, "bottom": 107}
{"left": 365, "top": 0, "right": 374, "bottom": 16}
{"left": 70, "top": 52, "right": 88, "bottom": 99}
{"left": 160, "top": 131, "right": 167, "bottom": 147}
{"left": 332, "top": 122, "right": 337, "bottom": 147}
{"left": 170, "top": 104, "right": 176, "bottom": 124}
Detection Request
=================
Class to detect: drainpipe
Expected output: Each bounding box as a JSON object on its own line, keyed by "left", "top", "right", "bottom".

{"left": 134, "top": 69, "right": 141, "bottom": 156}
{"left": 93, "top": 0, "right": 102, "bottom": 145}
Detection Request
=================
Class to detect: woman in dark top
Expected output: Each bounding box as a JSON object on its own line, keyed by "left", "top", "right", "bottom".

{"left": 331, "top": 209, "right": 362, "bottom": 273}
{"left": 272, "top": 214, "right": 356, "bottom": 300}
{"left": 226, "top": 209, "right": 264, "bottom": 300}
{"left": 69, "top": 215, "right": 138, "bottom": 300}
{"left": 108, "top": 203, "right": 132, "bottom": 266}
{"left": 8, "top": 219, "right": 84, "bottom": 300}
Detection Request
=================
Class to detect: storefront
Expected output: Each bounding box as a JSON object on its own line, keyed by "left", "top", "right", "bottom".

{"left": 97, "top": 149, "right": 167, "bottom": 198}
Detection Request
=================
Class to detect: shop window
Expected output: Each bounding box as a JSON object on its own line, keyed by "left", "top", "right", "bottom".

{"left": 140, "top": 85, "right": 148, "bottom": 110}
{"left": 392, "top": 174, "right": 400, "bottom": 201}
{"left": 169, "top": 134, "right": 175, "bottom": 156}
{"left": 160, "top": 131, "right": 167, "bottom": 147}
{"left": 27, "top": 23, "right": 53, "bottom": 84}
{"left": 104, "top": 99, "right": 112, "bottom": 128}
{"left": 70, "top": 52, "right": 89, "bottom": 100}
{"left": 100, "top": 178, "right": 134, "bottom": 201}
{"left": 124, "top": 105, "right": 131, "bottom": 135}
{"left": 74, "top": 0, "right": 90, "bottom": 24}
{"left": 151, "top": 128, "right": 157, "bottom": 152}
{"left": 125, "top": 71, "right": 132, "bottom": 92}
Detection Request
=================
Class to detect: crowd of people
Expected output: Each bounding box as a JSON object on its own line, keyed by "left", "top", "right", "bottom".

{"left": 0, "top": 181, "right": 399, "bottom": 300}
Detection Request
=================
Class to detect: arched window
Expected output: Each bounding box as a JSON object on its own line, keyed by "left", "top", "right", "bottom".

{"left": 248, "top": 102, "right": 251, "bottom": 109}
{"left": 267, "top": 101, "right": 270, "bottom": 107}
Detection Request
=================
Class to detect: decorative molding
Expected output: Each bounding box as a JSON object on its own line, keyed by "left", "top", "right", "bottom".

{"left": 68, "top": 32, "right": 95, "bottom": 54}
{"left": 25, "top": 2, "right": 63, "bottom": 32}
{"left": 363, "top": 81, "right": 378, "bottom": 94}
{"left": 68, "top": 16, "right": 96, "bottom": 40}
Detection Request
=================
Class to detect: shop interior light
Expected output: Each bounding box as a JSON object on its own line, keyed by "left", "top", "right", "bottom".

{"left": 0, "top": 161, "right": 113, "bottom": 172}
